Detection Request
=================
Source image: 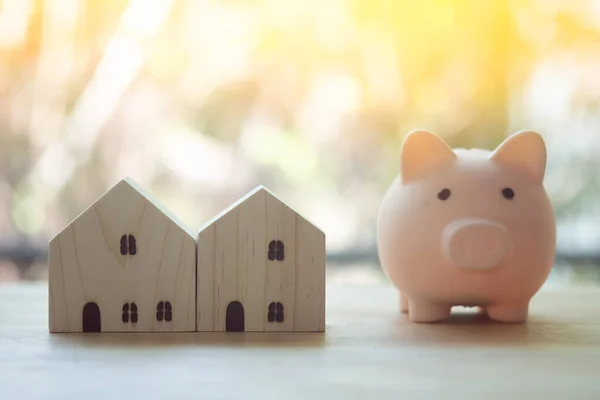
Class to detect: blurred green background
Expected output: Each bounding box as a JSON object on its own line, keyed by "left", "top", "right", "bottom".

{"left": 1, "top": 0, "right": 600, "bottom": 285}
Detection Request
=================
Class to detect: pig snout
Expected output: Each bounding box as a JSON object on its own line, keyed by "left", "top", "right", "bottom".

{"left": 442, "top": 218, "right": 511, "bottom": 270}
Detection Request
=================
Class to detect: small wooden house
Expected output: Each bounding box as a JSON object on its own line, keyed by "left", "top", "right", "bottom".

{"left": 48, "top": 178, "right": 196, "bottom": 333}
{"left": 197, "top": 186, "right": 326, "bottom": 332}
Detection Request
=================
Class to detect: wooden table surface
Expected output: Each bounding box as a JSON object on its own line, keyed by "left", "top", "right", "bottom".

{"left": 1, "top": 282, "right": 600, "bottom": 399}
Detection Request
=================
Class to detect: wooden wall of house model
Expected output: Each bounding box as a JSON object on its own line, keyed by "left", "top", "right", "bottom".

{"left": 197, "top": 187, "right": 326, "bottom": 332}
{"left": 48, "top": 179, "right": 326, "bottom": 333}
{"left": 48, "top": 179, "right": 197, "bottom": 333}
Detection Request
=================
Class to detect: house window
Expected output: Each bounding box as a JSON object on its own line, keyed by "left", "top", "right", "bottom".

{"left": 156, "top": 301, "right": 172, "bottom": 322}
{"left": 120, "top": 234, "right": 137, "bottom": 255}
{"left": 267, "top": 302, "right": 284, "bottom": 323}
{"left": 122, "top": 303, "right": 128, "bottom": 322}
{"left": 131, "top": 303, "right": 138, "bottom": 323}
{"left": 120, "top": 235, "right": 128, "bottom": 255}
{"left": 165, "top": 301, "right": 172, "bottom": 321}
{"left": 156, "top": 301, "right": 163, "bottom": 321}
{"left": 268, "top": 240, "right": 284, "bottom": 261}
{"left": 128, "top": 235, "right": 137, "bottom": 255}
{"left": 122, "top": 302, "right": 138, "bottom": 323}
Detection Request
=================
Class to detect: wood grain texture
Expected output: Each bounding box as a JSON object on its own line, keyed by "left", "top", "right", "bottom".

{"left": 197, "top": 186, "right": 326, "bottom": 332}
{"left": 48, "top": 178, "right": 196, "bottom": 332}
{"left": 238, "top": 189, "right": 267, "bottom": 331}
{"left": 295, "top": 215, "right": 326, "bottom": 331}
{"left": 3, "top": 283, "right": 600, "bottom": 399}
{"left": 264, "top": 190, "right": 296, "bottom": 331}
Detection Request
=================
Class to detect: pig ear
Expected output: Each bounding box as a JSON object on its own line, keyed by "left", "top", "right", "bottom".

{"left": 491, "top": 130, "right": 547, "bottom": 184}
{"left": 400, "top": 129, "right": 456, "bottom": 183}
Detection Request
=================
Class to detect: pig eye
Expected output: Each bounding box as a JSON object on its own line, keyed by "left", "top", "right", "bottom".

{"left": 437, "top": 188, "right": 451, "bottom": 201}
{"left": 502, "top": 188, "right": 515, "bottom": 200}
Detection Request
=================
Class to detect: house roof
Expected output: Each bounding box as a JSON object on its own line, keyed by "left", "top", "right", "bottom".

{"left": 198, "top": 185, "right": 324, "bottom": 235}
{"left": 50, "top": 177, "right": 195, "bottom": 242}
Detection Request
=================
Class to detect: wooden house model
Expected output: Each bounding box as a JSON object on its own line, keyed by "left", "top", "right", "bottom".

{"left": 48, "top": 178, "right": 197, "bottom": 333}
{"left": 49, "top": 181, "right": 326, "bottom": 333}
{"left": 197, "top": 186, "right": 326, "bottom": 332}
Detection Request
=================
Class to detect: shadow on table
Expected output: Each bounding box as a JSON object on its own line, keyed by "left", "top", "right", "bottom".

{"left": 49, "top": 330, "right": 327, "bottom": 349}
{"left": 387, "top": 306, "right": 596, "bottom": 348}
{"left": 48, "top": 306, "right": 595, "bottom": 350}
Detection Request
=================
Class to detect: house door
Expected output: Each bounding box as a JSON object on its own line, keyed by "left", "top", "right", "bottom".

{"left": 82, "top": 302, "right": 101, "bottom": 332}
{"left": 225, "top": 301, "right": 244, "bottom": 332}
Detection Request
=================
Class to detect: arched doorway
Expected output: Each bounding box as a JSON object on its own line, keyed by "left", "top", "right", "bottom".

{"left": 226, "top": 301, "right": 244, "bottom": 332}
{"left": 82, "top": 302, "right": 101, "bottom": 332}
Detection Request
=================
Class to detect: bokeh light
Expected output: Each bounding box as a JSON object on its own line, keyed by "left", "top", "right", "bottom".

{"left": 1, "top": 0, "right": 600, "bottom": 282}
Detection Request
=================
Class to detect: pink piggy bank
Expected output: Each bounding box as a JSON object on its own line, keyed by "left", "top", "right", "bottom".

{"left": 377, "top": 129, "right": 556, "bottom": 323}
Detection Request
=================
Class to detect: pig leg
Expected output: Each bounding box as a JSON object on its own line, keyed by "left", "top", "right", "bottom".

{"left": 408, "top": 301, "right": 451, "bottom": 323}
{"left": 486, "top": 303, "right": 529, "bottom": 323}
{"left": 400, "top": 293, "right": 409, "bottom": 313}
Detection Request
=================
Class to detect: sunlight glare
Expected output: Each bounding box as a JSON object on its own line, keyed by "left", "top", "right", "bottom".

{"left": 122, "top": 0, "right": 173, "bottom": 38}
{"left": 0, "top": 0, "right": 32, "bottom": 47}
{"left": 161, "top": 129, "right": 238, "bottom": 187}
{"left": 24, "top": 0, "right": 174, "bottom": 201}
